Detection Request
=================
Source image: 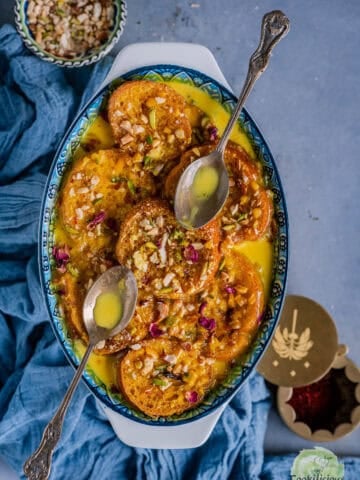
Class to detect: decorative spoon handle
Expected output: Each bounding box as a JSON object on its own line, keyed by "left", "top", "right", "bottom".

{"left": 216, "top": 10, "right": 290, "bottom": 153}
{"left": 23, "top": 344, "right": 94, "bottom": 480}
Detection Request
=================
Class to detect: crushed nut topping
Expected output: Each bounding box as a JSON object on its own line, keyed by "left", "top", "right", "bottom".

{"left": 27, "top": 0, "right": 116, "bottom": 59}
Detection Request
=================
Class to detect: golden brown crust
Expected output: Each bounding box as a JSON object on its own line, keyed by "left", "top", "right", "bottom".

{"left": 119, "top": 338, "right": 215, "bottom": 417}
{"left": 108, "top": 80, "right": 192, "bottom": 168}
{"left": 203, "top": 249, "right": 265, "bottom": 361}
{"left": 115, "top": 198, "right": 221, "bottom": 299}
{"left": 53, "top": 272, "right": 88, "bottom": 342}
{"left": 165, "top": 142, "right": 272, "bottom": 243}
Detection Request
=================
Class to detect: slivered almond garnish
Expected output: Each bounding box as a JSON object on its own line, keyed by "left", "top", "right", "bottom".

{"left": 230, "top": 204, "right": 239, "bottom": 216}
{"left": 159, "top": 232, "right": 168, "bottom": 264}
{"left": 133, "top": 251, "right": 148, "bottom": 272}
{"left": 152, "top": 139, "right": 161, "bottom": 148}
{"left": 156, "top": 301, "right": 169, "bottom": 321}
{"left": 155, "top": 97, "right": 166, "bottom": 104}
{"left": 147, "top": 227, "right": 159, "bottom": 236}
{"left": 140, "top": 113, "right": 149, "bottom": 124}
{"left": 167, "top": 134, "right": 175, "bottom": 144}
{"left": 120, "top": 134, "right": 134, "bottom": 145}
{"left": 120, "top": 120, "right": 133, "bottom": 133}
{"left": 133, "top": 124, "right": 145, "bottom": 134}
{"left": 85, "top": 278, "right": 94, "bottom": 291}
{"left": 76, "top": 208, "right": 84, "bottom": 219}
{"left": 163, "top": 272, "right": 175, "bottom": 287}
{"left": 140, "top": 219, "right": 151, "bottom": 229}
{"left": 150, "top": 252, "right": 160, "bottom": 264}
{"left": 192, "top": 243, "right": 204, "bottom": 250}
{"left": 164, "top": 354, "right": 177, "bottom": 364}
{"left": 156, "top": 216, "right": 164, "bottom": 228}
{"left": 175, "top": 128, "right": 185, "bottom": 139}
{"left": 77, "top": 187, "right": 89, "bottom": 194}
{"left": 142, "top": 357, "right": 154, "bottom": 375}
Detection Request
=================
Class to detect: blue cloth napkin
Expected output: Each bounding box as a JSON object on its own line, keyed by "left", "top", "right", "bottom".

{"left": 0, "top": 24, "right": 359, "bottom": 480}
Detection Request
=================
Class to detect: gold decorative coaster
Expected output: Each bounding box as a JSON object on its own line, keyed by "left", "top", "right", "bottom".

{"left": 257, "top": 295, "right": 338, "bottom": 387}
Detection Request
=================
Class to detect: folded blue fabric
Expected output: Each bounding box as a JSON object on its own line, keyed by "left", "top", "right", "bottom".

{"left": 0, "top": 24, "right": 359, "bottom": 480}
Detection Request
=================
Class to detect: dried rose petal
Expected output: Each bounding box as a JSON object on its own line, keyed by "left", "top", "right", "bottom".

{"left": 225, "top": 286, "right": 236, "bottom": 294}
{"left": 52, "top": 245, "right": 70, "bottom": 271}
{"left": 257, "top": 312, "right": 265, "bottom": 325}
{"left": 183, "top": 245, "right": 199, "bottom": 263}
{"left": 185, "top": 391, "right": 198, "bottom": 403}
{"left": 199, "top": 301, "right": 207, "bottom": 315}
{"left": 149, "top": 322, "right": 163, "bottom": 338}
{"left": 208, "top": 125, "right": 218, "bottom": 141}
{"left": 198, "top": 316, "right": 216, "bottom": 331}
{"left": 88, "top": 210, "right": 106, "bottom": 230}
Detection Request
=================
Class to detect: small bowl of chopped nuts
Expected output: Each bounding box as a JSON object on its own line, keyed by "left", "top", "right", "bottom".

{"left": 14, "top": 0, "right": 127, "bottom": 67}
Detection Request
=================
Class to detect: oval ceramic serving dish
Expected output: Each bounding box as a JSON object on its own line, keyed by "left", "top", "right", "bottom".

{"left": 14, "top": 0, "right": 127, "bottom": 67}
{"left": 39, "top": 63, "right": 289, "bottom": 426}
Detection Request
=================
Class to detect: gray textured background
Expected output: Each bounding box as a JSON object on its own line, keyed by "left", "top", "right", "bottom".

{"left": 1, "top": 0, "right": 359, "bottom": 477}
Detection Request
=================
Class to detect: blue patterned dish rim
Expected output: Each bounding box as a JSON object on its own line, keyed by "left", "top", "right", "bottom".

{"left": 14, "top": 0, "right": 127, "bottom": 67}
{"left": 39, "top": 65, "right": 289, "bottom": 426}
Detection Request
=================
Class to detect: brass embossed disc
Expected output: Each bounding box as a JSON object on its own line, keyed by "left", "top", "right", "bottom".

{"left": 257, "top": 295, "right": 338, "bottom": 387}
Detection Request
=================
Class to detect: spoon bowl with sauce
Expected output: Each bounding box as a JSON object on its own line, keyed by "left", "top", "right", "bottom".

{"left": 24, "top": 266, "right": 138, "bottom": 480}
{"left": 175, "top": 10, "right": 290, "bottom": 229}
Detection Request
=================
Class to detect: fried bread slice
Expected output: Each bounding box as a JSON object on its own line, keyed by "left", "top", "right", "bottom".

{"left": 115, "top": 199, "right": 221, "bottom": 299}
{"left": 118, "top": 338, "right": 215, "bottom": 417}
{"left": 201, "top": 249, "right": 265, "bottom": 362}
{"left": 165, "top": 142, "right": 273, "bottom": 243}
{"left": 108, "top": 80, "right": 192, "bottom": 173}
{"left": 59, "top": 148, "right": 157, "bottom": 252}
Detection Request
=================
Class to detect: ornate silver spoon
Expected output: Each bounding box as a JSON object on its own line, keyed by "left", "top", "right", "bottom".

{"left": 174, "top": 10, "right": 290, "bottom": 229}
{"left": 23, "top": 265, "right": 138, "bottom": 480}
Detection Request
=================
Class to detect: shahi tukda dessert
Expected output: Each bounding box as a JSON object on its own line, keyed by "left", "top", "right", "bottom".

{"left": 51, "top": 79, "right": 274, "bottom": 418}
